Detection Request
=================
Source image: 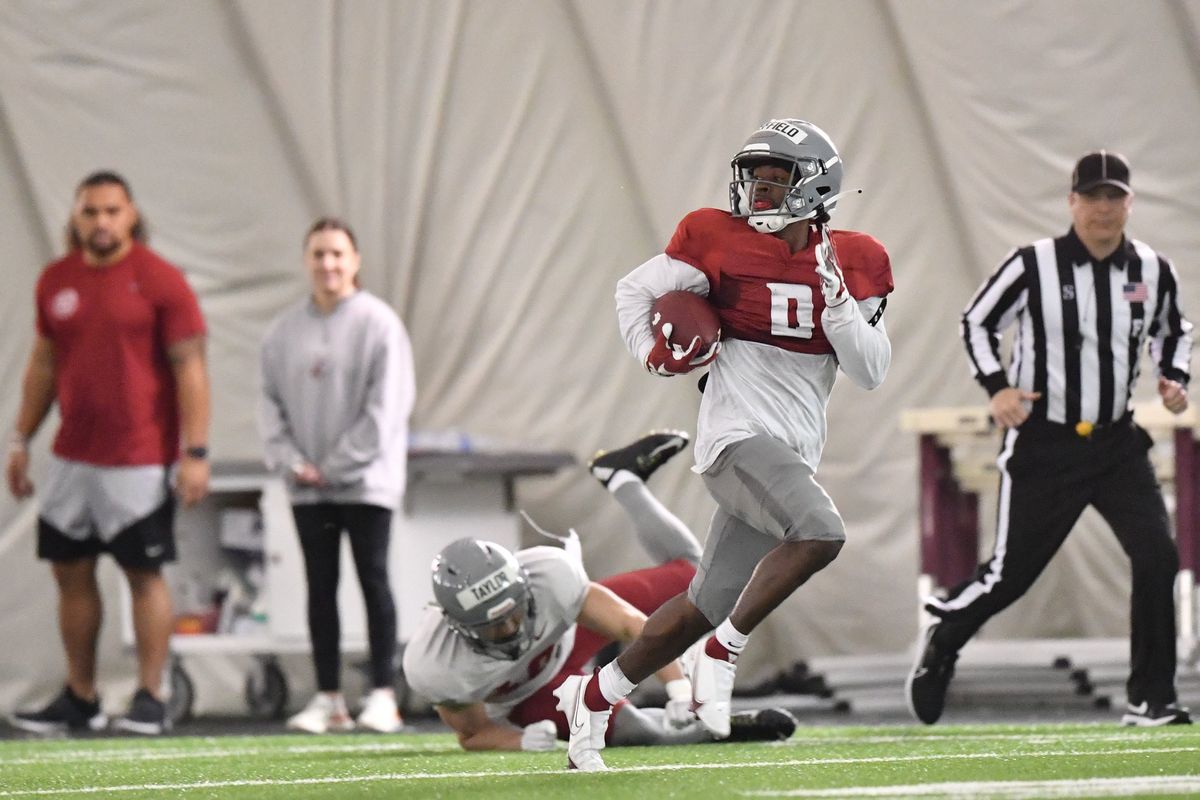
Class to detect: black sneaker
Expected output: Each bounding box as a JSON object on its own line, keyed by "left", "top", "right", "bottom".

{"left": 588, "top": 430, "right": 690, "bottom": 487}
{"left": 9, "top": 686, "right": 108, "bottom": 735}
{"left": 905, "top": 622, "right": 958, "bottom": 725}
{"left": 726, "top": 707, "right": 798, "bottom": 742}
{"left": 112, "top": 688, "right": 169, "bottom": 735}
{"left": 1121, "top": 701, "right": 1192, "bottom": 727}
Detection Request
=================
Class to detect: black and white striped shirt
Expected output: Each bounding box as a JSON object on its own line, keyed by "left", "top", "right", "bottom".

{"left": 962, "top": 227, "right": 1193, "bottom": 426}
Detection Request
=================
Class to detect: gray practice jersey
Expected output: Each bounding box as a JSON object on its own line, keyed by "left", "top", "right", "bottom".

{"left": 403, "top": 546, "right": 589, "bottom": 716}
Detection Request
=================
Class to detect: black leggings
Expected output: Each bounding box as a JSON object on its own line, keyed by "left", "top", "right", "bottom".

{"left": 291, "top": 503, "right": 397, "bottom": 692}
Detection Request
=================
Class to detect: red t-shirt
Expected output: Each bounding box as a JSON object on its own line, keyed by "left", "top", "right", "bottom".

{"left": 665, "top": 208, "right": 894, "bottom": 355}
{"left": 35, "top": 242, "right": 206, "bottom": 466}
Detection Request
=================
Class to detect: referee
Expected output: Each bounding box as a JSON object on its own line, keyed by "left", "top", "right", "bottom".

{"left": 907, "top": 150, "right": 1194, "bottom": 727}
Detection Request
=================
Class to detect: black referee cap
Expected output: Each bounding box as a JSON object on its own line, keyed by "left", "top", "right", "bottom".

{"left": 1071, "top": 150, "right": 1131, "bottom": 194}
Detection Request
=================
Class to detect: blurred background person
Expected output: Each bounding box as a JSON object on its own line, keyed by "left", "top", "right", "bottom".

{"left": 258, "top": 217, "right": 415, "bottom": 734}
{"left": 6, "top": 170, "right": 210, "bottom": 736}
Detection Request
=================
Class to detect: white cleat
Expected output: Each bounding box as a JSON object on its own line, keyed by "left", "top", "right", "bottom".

{"left": 356, "top": 688, "right": 405, "bottom": 733}
{"left": 690, "top": 640, "right": 737, "bottom": 739}
{"left": 553, "top": 674, "right": 610, "bottom": 772}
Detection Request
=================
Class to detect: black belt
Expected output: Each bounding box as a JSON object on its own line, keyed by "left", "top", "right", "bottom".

{"left": 1020, "top": 411, "right": 1134, "bottom": 440}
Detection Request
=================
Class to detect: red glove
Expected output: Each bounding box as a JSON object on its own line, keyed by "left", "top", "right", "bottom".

{"left": 646, "top": 322, "right": 721, "bottom": 376}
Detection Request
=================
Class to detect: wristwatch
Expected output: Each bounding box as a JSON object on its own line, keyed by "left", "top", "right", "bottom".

{"left": 184, "top": 445, "right": 209, "bottom": 460}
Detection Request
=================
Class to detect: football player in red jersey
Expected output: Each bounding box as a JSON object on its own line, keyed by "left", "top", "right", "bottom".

{"left": 555, "top": 119, "right": 894, "bottom": 770}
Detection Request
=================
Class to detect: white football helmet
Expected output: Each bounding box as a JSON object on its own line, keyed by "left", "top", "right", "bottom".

{"left": 729, "top": 119, "right": 844, "bottom": 233}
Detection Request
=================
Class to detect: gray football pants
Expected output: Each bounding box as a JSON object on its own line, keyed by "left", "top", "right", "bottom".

{"left": 688, "top": 435, "right": 845, "bottom": 625}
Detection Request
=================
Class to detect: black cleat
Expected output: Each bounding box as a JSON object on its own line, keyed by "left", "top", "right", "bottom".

{"left": 1121, "top": 701, "right": 1192, "bottom": 727}
{"left": 725, "top": 707, "right": 797, "bottom": 742}
{"left": 112, "top": 688, "right": 169, "bottom": 735}
{"left": 905, "top": 622, "right": 958, "bottom": 725}
{"left": 9, "top": 686, "right": 108, "bottom": 735}
{"left": 588, "top": 430, "right": 690, "bottom": 487}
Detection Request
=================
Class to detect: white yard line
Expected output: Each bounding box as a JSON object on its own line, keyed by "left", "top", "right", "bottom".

{"left": 741, "top": 775, "right": 1200, "bottom": 798}
{"left": 781, "top": 730, "right": 1197, "bottom": 747}
{"left": 0, "top": 746, "right": 1195, "bottom": 797}
{"left": 3, "top": 728, "right": 1191, "bottom": 767}
{"left": 0, "top": 740, "right": 459, "bottom": 766}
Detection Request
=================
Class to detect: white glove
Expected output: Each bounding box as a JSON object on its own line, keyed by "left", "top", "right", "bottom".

{"left": 520, "top": 719, "right": 559, "bottom": 751}
{"left": 663, "top": 678, "right": 696, "bottom": 730}
{"left": 814, "top": 225, "right": 849, "bottom": 307}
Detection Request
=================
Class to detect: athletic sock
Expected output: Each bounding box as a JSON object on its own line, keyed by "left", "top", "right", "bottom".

{"left": 606, "top": 470, "right": 639, "bottom": 493}
{"left": 708, "top": 618, "right": 749, "bottom": 662}
{"left": 585, "top": 662, "right": 636, "bottom": 711}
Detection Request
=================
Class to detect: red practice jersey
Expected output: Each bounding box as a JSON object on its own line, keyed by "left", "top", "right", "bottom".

{"left": 35, "top": 242, "right": 206, "bottom": 466}
{"left": 666, "top": 208, "right": 893, "bottom": 354}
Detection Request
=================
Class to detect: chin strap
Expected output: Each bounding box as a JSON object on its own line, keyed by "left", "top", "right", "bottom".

{"left": 759, "top": 187, "right": 864, "bottom": 232}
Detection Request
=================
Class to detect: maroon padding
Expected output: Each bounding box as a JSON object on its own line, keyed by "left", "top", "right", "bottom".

{"left": 1174, "top": 428, "right": 1200, "bottom": 573}
{"left": 918, "top": 434, "right": 980, "bottom": 590}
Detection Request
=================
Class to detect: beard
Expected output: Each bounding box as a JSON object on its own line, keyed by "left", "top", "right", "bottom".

{"left": 84, "top": 230, "right": 122, "bottom": 259}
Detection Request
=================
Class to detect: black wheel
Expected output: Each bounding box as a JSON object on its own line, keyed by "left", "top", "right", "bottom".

{"left": 244, "top": 656, "right": 289, "bottom": 719}
{"left": 167, "top": 659, "right": 195, "bottom": 725}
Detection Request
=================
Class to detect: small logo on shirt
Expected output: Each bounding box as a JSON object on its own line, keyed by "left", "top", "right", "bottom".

{"left": 310, "top": 358, "right": 326, "bottom": 379}
{"left": 145, "top": 544, "right": 164, "bottom": 558}
{"left": 50, "top": 288, "right": 80, "bottom": 320}
{"left": 1061, "top": 285, "right": 1075, "bottom": 302}
{"left": 1123, "top": 282, "right": 1149, "bottom": 303}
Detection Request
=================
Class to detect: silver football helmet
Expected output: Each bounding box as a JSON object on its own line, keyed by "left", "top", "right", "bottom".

{"left": 729, "top": 119, "right": 844, "bottom": 233}
{"left": 431, "top": 538, "right": 538, "bottom": 660}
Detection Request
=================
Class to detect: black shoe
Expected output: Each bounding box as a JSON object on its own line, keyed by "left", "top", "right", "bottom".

{"left": 112, "top": 688, "right": 169, "bottom": 735}
{"left": 725, "top": 708, "right": 797, "bottom": 742}
{"left": 588, "top": 430, "right": 690, "bottom": 487}
{"left": 9, "top": 686, "right": 108, "bottom": 735}
{"left": 905, "top": 622, "right": 958, "bottom": 725}
{"left": 1121, "top": 701, "right": 1192, "bottom": 727}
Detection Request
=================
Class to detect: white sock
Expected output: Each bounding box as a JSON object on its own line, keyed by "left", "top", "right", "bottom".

{"left": 606, "top": 470, "right": 640, "bottom": 493}
{"left": 597, "top": 661, "right": 637, "bottom": 704}
{"left": 714, "top": 618, "right": 749, "bottom": 654}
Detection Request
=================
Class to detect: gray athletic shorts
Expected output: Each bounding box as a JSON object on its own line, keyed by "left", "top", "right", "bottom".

{"left": 37, "top": 455, "right": 175, "bottom": 567}
{"left": 687, "top": 435, "right": 845, "bottom": 624}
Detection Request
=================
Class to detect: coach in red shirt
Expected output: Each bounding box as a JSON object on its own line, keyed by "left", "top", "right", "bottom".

{"left": 5, "top": 170, "right": 210, "bottom": 736}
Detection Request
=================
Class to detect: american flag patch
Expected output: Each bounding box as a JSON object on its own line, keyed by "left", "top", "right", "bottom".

{"left": 1122, "top": 282, "right": 1148, "bottom": 302}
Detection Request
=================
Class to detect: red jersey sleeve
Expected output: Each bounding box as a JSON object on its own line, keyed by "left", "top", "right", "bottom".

{"left": 834, "top": 230, "right": 894, "bottom": 300}
{"left": 34, "top": 273, "right": 52, "bottom": 339}
{"left": 135, "top": 245, "right": 207, "bottom": 346}
{"left": 664, "top": 209, "right": 728, "bottom": 290}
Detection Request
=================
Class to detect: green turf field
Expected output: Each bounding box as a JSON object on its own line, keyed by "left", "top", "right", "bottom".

{"left": 0, "top": 723, "right": 1197, "bottom": 799}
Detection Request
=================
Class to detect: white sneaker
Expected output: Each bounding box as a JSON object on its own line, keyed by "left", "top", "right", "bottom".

{"left": 356, "top": 689, "right": 404, "bottom": 733}
{"left": 690, "top": 639, "right": 737, "bottom": 738}
{"left": 287, "top": 693, "right": 355, "bottom": 734}
{"left": 552, "top": 674, "right": 610, "bottom": 772}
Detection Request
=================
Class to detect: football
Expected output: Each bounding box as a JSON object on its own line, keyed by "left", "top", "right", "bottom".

{"left": 650, "top": 290, "right": 721, "bottom": 351}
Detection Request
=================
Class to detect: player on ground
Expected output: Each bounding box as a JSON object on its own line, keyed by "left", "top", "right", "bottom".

{"left": 555, "top": 119, "right": 893, "bottom": 770}
{"left": 402, "top": 431, "right": 797, "bottom": 752}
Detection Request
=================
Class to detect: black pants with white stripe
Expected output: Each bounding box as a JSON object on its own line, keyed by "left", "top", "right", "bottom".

{"left": 927, "top": 418, "right": 1180, "bottom": 705}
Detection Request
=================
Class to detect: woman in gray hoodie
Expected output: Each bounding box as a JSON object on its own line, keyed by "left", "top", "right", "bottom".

{"left": 258, "top": 217, "right": 415, "bottom": 734}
